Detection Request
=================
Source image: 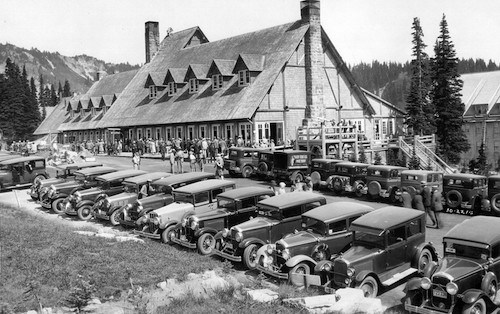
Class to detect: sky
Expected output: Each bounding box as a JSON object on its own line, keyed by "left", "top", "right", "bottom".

{"left": 1, "top": 0, "right": 499, "bottom": 66}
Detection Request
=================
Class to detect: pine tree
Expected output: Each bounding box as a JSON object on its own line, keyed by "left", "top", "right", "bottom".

{"left": 430, "top": 15, "right": 470, "bottom": 164}
{"left": 408, "top": 148, "right": 421, "bottom": 170}
{"left": 405, "top": 18, "right": 433, "bottom": 135}
{"left": 58, "top": 81, "right": 63, "bottom": 98}
{"left": 358, "top": 145, "right": 367, "bottom": 163}
{"left": 50, "top": 84, "right": 58, "bottom": 106}
{"left": 63, "top": 79, "right": 72, "bottom": 97}
{"left": 374, "top": 151, "right": 382, "bottom": 165}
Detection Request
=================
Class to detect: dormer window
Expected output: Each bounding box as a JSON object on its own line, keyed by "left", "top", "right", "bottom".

{"left": 103, "top": 106, "right": 108, "bottom": 114}
{"left": 91, "top": 108, "right": 96, "bottom": 117}
{"left": 189, "top": 78, "right": 199, "bottom": 94}
{"left": 80, "top": 110, "right": 84, "bottom": 118}
{"left": 212, "top": 74, "right": 223, "bottom": 90}
{"left": 168, "top": 82, "right": 177, "bottom": 96}
{"left": 149, "top": 85, "right": 158, "bottom": 99}
{"left": 70, "top": 111, "right": 74, "bottom": 118}
{"left": 238, "top": 70, "right": 250, "bottom": 86}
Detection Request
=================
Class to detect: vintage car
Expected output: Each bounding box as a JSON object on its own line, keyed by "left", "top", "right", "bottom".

{"left": 256, "top": 202, "right": 373, "bottom": 286}
{"left": 171, "top": 187, "right": 276, "bottom": 254}
{"left": 29, "top": 161, "right": 102, "bottom": 201}
{"left": 92, "top": 171, "right": 170, "bottom": 225}
{"left": 0, "top": 154, "right": 22, "bottom": 162}
{"left": 309, "top": 158, "right": 343, "bottom": 189}
{"left": 0, "top": 156, "right": 48, "bottom": 191}
{"left": 311, "top": 206, "right": 438, "bottom": 298}
{"left": 224, "top": 147, "right": 265, "bottom": 178}
{"left": 404, "top": 216, "right": 500, "bottom": 314}
{"left": 255, "top": 150, "right": 275, "bottom": 179}
{"left": 400, "top": 170, "right": 443, "bottom": 198}
{"left": 488, "top": 175, "right": 500, "bottom": 216}
{"left": 118, "top": 172, "right": 216, "bottom": 228}
{"left": 62, "top": 169, "right": 147, "bottom": 220}
{"left": 212, "top": 193, "right": 327, "bottom": 270}
{"left": 134, "top": 179, "right": 236, "bottom": 242}
{"left": 272, "top": 150, "right": 312, "bottom": 183}
{"left": 442, "top": 173, "right": 490, "bottom": 215}
{"left": 328, "top": 162, "right": 369, "bottom": 196}
{"left": 363, "top": 165, "right": 408, "bottom": 202}
{"left": 39, "top": 166, "right": 117, "bottom": 214}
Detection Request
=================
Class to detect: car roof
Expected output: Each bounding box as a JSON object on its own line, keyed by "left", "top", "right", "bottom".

{"left": 312, "top": 158, "right": 343, "bottom": 164}
{"left": 444, "top": 216, "right": 500, "bottom": 246}
{"left": 351, "top": 206, "right": 423, "bottom": 232}
{"left": 367, "top": 165, "right": 408, "bottom": 171}
{"left": 96, "top": 169, "right": 147, "bottom": 181}
{"left": 217, "top": 186, "right": 275, "bottom": 200}
{"left": 74, "top": 166, "right": 117, "bottom": 176}
{"left": 153, "top": 172, "right": 216, "bottom": 186}
{"left": 489, "top": 175, "right": 500, "bottom": 181}
{"left": 123, "top": 172, "right": 171, "bottom": 185}
{"left": 174, "top": 179, "right": 235, "bottom": 194}
{"left": 274, "top": 150, "right": 312, "bottom": 155}
{"left": 55, "top": 161, "right": 103, "bottom": 170}
{"left": 443, "top": 173, "right": 487, "bottom": 180}
{"left": 303, "top": 202, "right": 373, "bottom": 223}
{"left": 402, "top": 170, "right": 442, "bottom": 176}
{"left": 0, "top": 154, "right": 22, "bottom": 162}
{"left": 257, "top": 192, "right": 325, "bottom": 209}
{"left": 336, "top": 162, "right": 369, "bottom": 168}
{"left": 1, "top": 155, "right": 45, "bottom": 165}
{"left": 229, "top": 147, "right": 268, "bottom": 152}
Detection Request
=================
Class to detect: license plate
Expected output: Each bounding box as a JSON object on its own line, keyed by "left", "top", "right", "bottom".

{"left": 433, "top": 289, "right": 447, "bottom": 298}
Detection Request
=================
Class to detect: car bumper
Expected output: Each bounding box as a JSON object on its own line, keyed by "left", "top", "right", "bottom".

{"left": 118, "top": 218, "right": 137, "bottom": 227}
{"left": 40, "top": 200, "right": 52, "bottom": 209}
{"left": 93, "top": 210, "right": 110, "bottom": 220}
{"left": 255, "top": 264, "right": 288, "bottom": 280}
{"left": 133, "top": 229, "right": 161, "bottom": 239}
{"left": 404, "top": 304, "right": 442, "bottom": 314}
{"left": 171, "top": 234, "right": 196, "bottom": 249}
{"left": 212, "top": 249, "right": 242, "bottom": 262}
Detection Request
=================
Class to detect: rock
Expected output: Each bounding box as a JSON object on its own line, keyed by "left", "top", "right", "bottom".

{"left": 246, "top": 288, "right": 279, "bottom": 302}
{"left": 260, "top": 280, "right": 279, "bottom": 290}
{"left": 166, "top": 278, "right": 177, "bottom": 286}
{"left": 88, "top": 298, "right": 101, "bottom": 305}
{"left": 95, "top": 233, "right": 115, "bottom": 239}
{"left": 330, "top": 288, "right": 385, "bottom": 314}
{"left": 157, "top": 281, "right": 167, "bottom": 290}
{"left": 283, "top": 294, "right": 337, "bottom": 310}
{"left": 26, "top": 311, "right": 37, "bottom": 314}
{"left": 186, "top": 273, "right": 198, "bottom": 281}
{"left": 82, "top": 303, "right": 126, "bottom": 314}
{"left": 73, "top": 231, "right": 95, "bottom": 237}
{"left": 201, "top": 275, "right": 229, "bottom": 292}
{"left": 115, "top": 236, "right": 144, "bottom": 243}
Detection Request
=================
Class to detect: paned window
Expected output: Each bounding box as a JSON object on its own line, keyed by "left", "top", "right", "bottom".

{"left": 168, "top": 82, "right": 177, "bottom": 96}
{"left": 212, "top": 74, "right": 223, "bottom": 90}
{"left": 238, "top": 70, "right": 250, "bottom": 86}
{"left": 189, "top": 78, "right": 199, "bottom": 94}
{"left": 149, "top": 85, "right": 158, "bottom": 99}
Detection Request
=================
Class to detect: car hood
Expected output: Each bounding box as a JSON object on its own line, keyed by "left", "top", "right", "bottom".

{"left": 154, "top": 202, "right": 194, "bottom": 218}
{"left": 195, "top": 208, "right": 230, "bottom": 221}
{"left": 52, "top": 181, "right": 81, "bottom": 189}
{"left": 280, "top": 231, "right": 320, "bottom": 248}
{"left": 433, "top": 256, "right": 483, "bottom": 281}
{"left": 137, "top": 193, "right": 170, "bottom": 206}
{"left": 340, "top": 245, "right": 380, "bottom": 265}
{"left": 233, "top": 216, "right": 277, "bottom": 232}
{"left": 107, "top": 192, "right": 135, "bottom": 203}
{"left": 78, "top": 187, "right": 102, "bottom": 196}
{"left": 40, "top": 178, "right": 66, "bottom": 186}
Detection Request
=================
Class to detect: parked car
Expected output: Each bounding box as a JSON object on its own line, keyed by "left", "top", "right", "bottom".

{"left": 256, "top": 202, "right": 373, "bottom": 286}
{"left": 171, "top": 187, "right": 276, "bottom": 255}
{"left": 39, "top": 166, "right": 117, "bottom": 213}
{"left": 0, "top": 156, "right": 48, "bottom": 191}
{"left": 488, "top": 175, "right": 500, "bottom": 216}
{"left": 134, "top": 179, "right": 236, "bottom": 242}
{"left": 0, "top": 154, "right": 22, "bottom": 162}
{"left": 212, "top": 193, "right": 327, "bottom": 270}
{"left": 224, "top": 147, "right": 265, "bottom": 178}
{"left": 62, "top": 169, "right": 147, "bottom": 220}
{"left": 92, "top": 171, "right": 169, "bottom": 225}
{"left": 363, "top": 165, "right": 407, "bottom": 202}
{"left": 328, "top": 162, "right": 369, "bottom": 196}
{"left": 29, "top": 161, "right": 102, "bottom": 201}
{"left": 311, "top": 206, "right": 438, "bottom": 298}
{"left": 273, "top": 150, "right": 312, "bottom": 183}
{"left": 400, "top": 170, "right": 443, "bottom": 199}
{"left": 255, "top": 150, "right": 275, "bottom": 179}
{"left": 442, "top": 173, "right": 490, "bottom": 216}
{"left": 309, "top": 158, "right": 343, "bottom": 189}
{"left": 118, "top": 172, "right": 216, "bottom": 228}
{"left": 403, "top": 216, "right": 500, "bottom": 314}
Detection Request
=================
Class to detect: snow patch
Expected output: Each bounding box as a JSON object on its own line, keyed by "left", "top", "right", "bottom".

{"left": 46, "top": 58, "right": 55, "bottom": 69}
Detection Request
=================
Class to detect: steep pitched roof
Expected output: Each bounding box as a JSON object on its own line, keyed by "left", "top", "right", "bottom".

{"left": 34, "top": 97, "right": 73, "bottom": 135}
{"left": 98, "top": 22, "right": 309, "bottom": 128}
{"left": 461, "top": 71, "right": 500, "bottom": 114}
{"left": 145, "top": 72, "right": 166, "bottom": 87}
{"left": 208, "top": 59, "right": 236, "bottom": 77}
{"left": 164, "top": 68, "right": 188, "bottom": 84}
{"left": 362, "top": 87, "right": 406, "bottom": 115}
{"left": 185, "top": 64, "right": 210, "bottom": 80}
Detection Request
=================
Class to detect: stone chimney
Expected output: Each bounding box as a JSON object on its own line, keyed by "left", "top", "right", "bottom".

{"left": 95, "top": 70, "right": 107, "bottom": 81}
{"left": 145, "top": 21, "right": 160, "bottom": 63}
{"left": 301, "top": 0, "right": 325, "bottom": 127}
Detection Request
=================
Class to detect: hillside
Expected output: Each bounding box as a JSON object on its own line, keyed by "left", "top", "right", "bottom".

{"left": 0, "top": 43, "right": 140, "bottom": 94}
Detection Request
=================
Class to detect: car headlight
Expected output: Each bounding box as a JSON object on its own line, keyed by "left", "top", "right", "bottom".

{"left": 235, "top": 231, "right": 243, "bottom": 242}
{"left": 181, "top": 217, "right": 188, "bottom": 227}
{"left": 151, "top": 217, "right": 160, "bottom": 225}
{"left": 266, "top": 244, "right": 274, "bottom": 255}
{"left": 103, "top": 198, "right": 110, "bottom": 208}
{"left": 190, "top": 218, "right": 199, "bottom": 230}
{"left": 421, "top": 277, "right": 431, "bottom": 290}
{"left": 446, "top": 282, "right": 458, "bottom": 295}
{"left": 347, "top": 267, "right": 355, "bottom": 277}
{"left": 137, "top": 205, "right": 143, "bottom": 212}
{"left": 75, "top": 194, "right": 82, "bottom": 203}
{"left": 222, "top": 228, "right": 229, "bottom": 238}
{"left": 321, "top": 263, "right": 332, "bottom": 272}
{"left": 282, "top": 249, "right": 290, "bottom": 260}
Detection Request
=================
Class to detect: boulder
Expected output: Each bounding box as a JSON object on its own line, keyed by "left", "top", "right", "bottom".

{"left": 246, "top": 289, "right": 279, "bottom": 302}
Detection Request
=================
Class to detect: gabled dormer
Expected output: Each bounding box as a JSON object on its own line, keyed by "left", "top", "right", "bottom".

{"left": 207, "top": 59, "right": 236, "bottom": 91}
{"left": 89, "top": 97, "right": 101, "bottom": 117}
{"left": 144, "top": 72, "right": 166, "bottom": 99}
{"left": 183, "top": 27, "right": 209, "bottom": 49}
{"left": 184, "top": 64, "right": 210, "bottom": 94}
{"left": 67, "top": 99, "right": 79, "bottom": 119}
{"left": 164, "top": 68, "right": 188, "bottom": 96}
{"left": 232, "top": 54, "right": 265, "bottom": 87}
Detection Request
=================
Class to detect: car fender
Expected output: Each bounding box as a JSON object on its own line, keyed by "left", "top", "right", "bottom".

{"left": 412, "top": 243, "right": 438, "bottom": 268}
{"left": 481, "top": 272, "right": 498, "bottom": 293}
{"left": 403, "top": 277, "right": 423, "bottom": 293}
{"left": 314, "top": 259, "right": 334, "bottom": 273}
{"left": 214, "top": 231, "right": 224, "bottom": 240}
{"left": 285, "top": 255, "right": 317, "bottom": 268}
{"left": 239, "top": 237, "right": 265, "bottom": 249}
{"left": 76, "top": 200, "right": 94, "bottom": 208}
{"left": 160, "top": 221, "right": 179, "bottom": 231}
{"left": 195, "top": 227, "right": 218, "bottom": 238}
{"left": 355, "top": 270, "right": 379, "bottom": 286}
{"left": 54, "top": 192, "right": 70, "bottom": 199}
{"left": 461, "top": 289, "right": 487, "bottom": 305}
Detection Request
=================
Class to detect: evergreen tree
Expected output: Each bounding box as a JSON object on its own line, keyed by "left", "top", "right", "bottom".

{"left": 50, "top": 84, "right": 58, "bottom": 106}
{"left": 405, "top": 18, "right": 433, "bottom": 135}
{"left": 358, "top": 145, "right": 367, "bottom": 163}
{"left": 63, "top": 79, "right": 72, "bottom": 97}
{"left": 374, "top": 151, "right": 382, "bottom": 165}
{"left": 430, "top": 15, "right": 470, "bottom": 164}
{"left": 408, "top": 148, "right": 421, "bottom": 170}
{"left": 58, "top": 81, "right": 63, "bottom": 98}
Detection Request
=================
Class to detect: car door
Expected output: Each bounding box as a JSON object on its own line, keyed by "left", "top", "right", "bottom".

{"left": 229, "top": 197, "right": 258, "bottom": 226}
{"left": 323, "top": 218, "right": 351, "bottom": 254}
{"left": 385, "top": 225, "right": 407, "bottom": 269}
{"left": 107, "top": 179, "right": 126, "bottom": 196}
{"left": 271, "top": 205, "right": 302, "bottom": 242}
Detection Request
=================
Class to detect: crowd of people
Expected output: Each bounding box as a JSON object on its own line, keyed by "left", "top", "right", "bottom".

{"left": 400, "top": 182, "right": 442, "bottom": 228}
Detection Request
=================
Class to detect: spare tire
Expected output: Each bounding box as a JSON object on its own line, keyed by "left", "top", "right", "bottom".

{"left": 368, "top": 181, "right": 382, "bottom": 196}
{"left": 310, "top": 171, "right": 321, "bottom": 187}
{"left": 491, "top": 194, "right": 500, "bottom": 216}
{"left": 257, "top": 162, "right": 268, "bottom": 177}
{"left": 446, "top": 190, "right": 462, "bottom": 209}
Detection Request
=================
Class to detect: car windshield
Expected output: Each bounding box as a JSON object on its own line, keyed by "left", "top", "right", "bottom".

{"left": 353, "top": 231, "right": 385, "bottom": 248}
{"left": 75, "top": 174, "right": 87, "bottom": 183}
{"left": 257, "top": 207, "right": 282, "bottom": 220}
{"left": 229, "top": 150, "right": 239, "bottom": 158}
{"left": 218, "top": 198, "right": 236, "bottom": 211}
{"left": 99, "top": 181, "right": 110, "bottom": 189}
{"left": 302, "top": 217, "right": 326, "bottom": 235}
{"left": 124, "top": 185, "right": 138, "bottom": 194}
{"left": 152, "top": 184, "right": 171, "bottom": 194}
{"left": 174, "top": 193, "right": 195, "bottom": 204}
{"left": 444, "top": 241, "right": 490, "bottom": 261}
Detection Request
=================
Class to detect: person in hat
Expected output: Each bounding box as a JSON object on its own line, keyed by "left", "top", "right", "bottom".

{"left": 421, "top": 182, "right": 437, "bottom": 227}
{"left": 277, "top": 182, "right": 286, "bottom": 195}
{"left": 189, "top": 149, "right": 196, "bottom": 172}
{"left": 169, "top": 148, "right": 176, "bottom": 174}
{"left": 215, "top": 153, "right": 224, "bottom": 179}
{"left": 430, "top": 186, "right": 443, "bottom": 229}
{"left": 400, "top": 187, "right": 413, "bottom": 209}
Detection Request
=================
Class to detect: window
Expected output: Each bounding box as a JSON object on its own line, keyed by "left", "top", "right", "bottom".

{"left": 155, "top": 128, "right": 161, "bottom": 140}
{"left": 328, "top": 220, "right": 347, "bottom": 234}
{"left": 91, "top": 108, "right": 96, "bottom": 117}
{"left": 283, "top": 206, "right": 302, "bottom": 219}
{"left": 407, "top": 219, "right": 421, "bottom": 238}
{"left": 212, "top": 74, "right": 223, "bottom": 90}
{"left": 137, "top": 129, "right": 143, "bottom": 140}
{"left": 387, "top": 226, "right": 406, "bottom": 246}
{"left": 238, "top": 70, "right": 250, "bottom": 86}
{"left": 199, "top": 125, "right": 206, "bottom": 139}
{"left": 239, "top": 123, "right": 252, "bottom": 143}
{"left": 241, "top": 197, "right": 257, "bottom": 208}
{"left": 128, "top": 129, "right": 134, "bottom": 140}
{"left": 210, "top": 188, "right": 224, "bottom": 201}
{"left": 176, "top": 126, "right": 183, "bottom": 139}
{"left": 226, "top": 124, "right": 233, "bottom": 141}
{"left": 189, "top": 78, "right": 199, "bottom": 93}
{"left": 212, "top": 125, "right": 220, "bottom": 139}
{"left": 146, "top": 128, "right": 152, "bottom": 139}
{"left": 382, "top": 121, "right": 387, "bottom": 135}
{"left": 149, "top": 85, "right": 158, "bottom": 99}
{"left": 168, "top": 82, "right": 177, "bottom": 96}
{"left": 187, "top": 125, "right": 195, "bottom": 140}
{"left": 166, "top": 127, "right": 172, "bottom": 140}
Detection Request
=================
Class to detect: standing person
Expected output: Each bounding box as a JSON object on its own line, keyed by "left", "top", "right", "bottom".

{"left": 189, "top": 149, "right": 196, "bottom": 172}
{"left": 430, "top": 187, "right": 443, "bottom": 229}
{"left": 215, "top": 153, "right": 224, "bottom": 179}
{"left": 277, "top": 182, "right": 286, "bottom": 195}
{"left": 132, "top": 152, "right": 141, "bottom": 170}
{"left": 197, "top": 149, "right": 204, "bottom": 172}
{"left": 422, "top": 183, "right": 437, "bottom": 227}
{"left": 176, "top": 148, "right": 184, "bottom": 174}
{"left": 413, "top": 190, "right": 425, "bottom": 212}
{"left": 169, "top": 149, "right": 176, "bottom": 174}
{"left": 400, "top": 187, "right": 413, "bottom": 209}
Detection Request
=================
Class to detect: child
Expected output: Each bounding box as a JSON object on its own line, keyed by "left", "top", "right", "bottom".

{"left": 189, "top": 149, "right": 196, "bottom": 172}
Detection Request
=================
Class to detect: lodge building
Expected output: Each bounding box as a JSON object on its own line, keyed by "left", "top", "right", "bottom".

{"left": 34, "top": 0, "right": 406, "bottom": 154}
